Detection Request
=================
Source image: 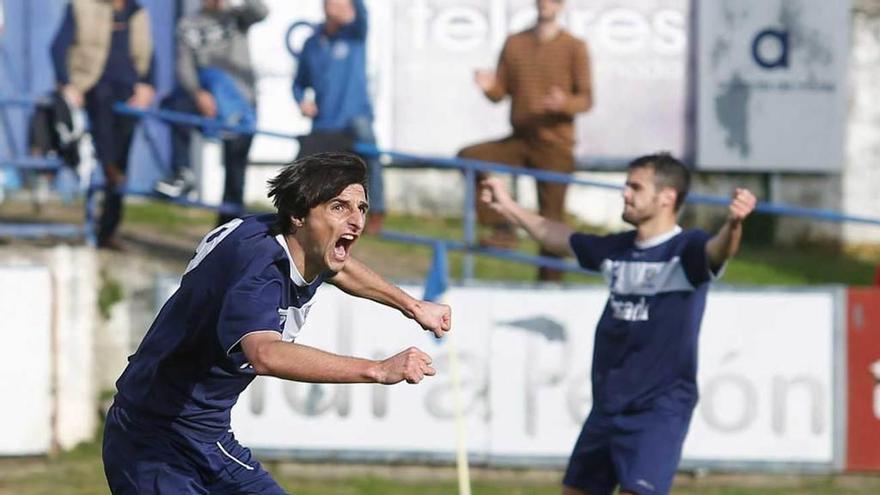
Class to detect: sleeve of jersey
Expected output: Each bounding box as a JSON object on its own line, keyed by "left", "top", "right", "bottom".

{"left": 216, "top": 263, "right": 284, "bottom": 357}
{"left": 569, "top": 233, "right": 611, "bottom": 272}
{"left": 681, "top": 230, "right": 723, "bottom": 286}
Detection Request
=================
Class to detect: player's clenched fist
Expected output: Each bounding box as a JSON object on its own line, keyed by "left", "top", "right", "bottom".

{"left": 374, "top": 347, "right": 436, "bottom": 385}
{"left": 411, "top": 300, "right": 452, "bottom": 339}
{"left": 728, "top": 188, "right": 757, "bottom": 224}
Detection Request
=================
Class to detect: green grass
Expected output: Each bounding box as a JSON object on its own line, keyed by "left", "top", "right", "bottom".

{"left": 274, "top": 477, "right": 558, "bottom": 495}
{"left": 367, "top": 213, "right": 877, "bottom": 286}
{"left": 117, "top": 201, "right": 878, "bottom": 286}
{"left": 3, "top": 433, "right": 880, "bottom": 495}
{"left": 722, "top": 246, "right": 877, "bottom": 286}
{"left": 123, "top": 199, "right": 218, "bottom": 233}
{"left": 0, "top": 437, "right": 106, "bottom": 495}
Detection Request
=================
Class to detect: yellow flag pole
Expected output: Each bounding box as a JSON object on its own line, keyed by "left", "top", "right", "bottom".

{"left": 446, "top": 319, "right": 471, "bottom": 495}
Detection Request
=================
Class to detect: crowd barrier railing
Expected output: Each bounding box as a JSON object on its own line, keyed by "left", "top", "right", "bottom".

{"left": 8, "top": 102, "right": 879, "bottom": 277}
{"left": 0, "top": 95, "right": 82, "bottom": 239}
{"left": 115, "top": 104, "right": 880, "bottom": 280}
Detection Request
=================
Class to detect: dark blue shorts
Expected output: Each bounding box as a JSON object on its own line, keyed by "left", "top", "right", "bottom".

{"left": 102, "top": 404, "right": 286, "bottom": 495}
{"left": 563, "top": 405, "right": 693, "bottom": 495}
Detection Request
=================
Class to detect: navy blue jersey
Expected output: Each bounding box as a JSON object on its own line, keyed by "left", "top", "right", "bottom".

{"left": 570, "top": 227, "right": 719, "bottom": 415}
{"left": 115, "top": 214, "right": 328, "bottom": 440}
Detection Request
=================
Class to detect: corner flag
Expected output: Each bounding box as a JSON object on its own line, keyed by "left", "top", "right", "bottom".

{"left": 422, "top": 241, "right": 470, "bottom": 495}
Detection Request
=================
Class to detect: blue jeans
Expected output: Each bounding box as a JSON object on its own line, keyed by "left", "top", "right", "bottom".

{"left": 348, "top": 116, "right": 384, "bottom": 214}
{"left": 162, "top": 88, "right": 253, "bottom": 225}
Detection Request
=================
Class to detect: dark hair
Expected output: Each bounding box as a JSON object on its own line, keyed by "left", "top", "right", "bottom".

{"left": 627, "top": 152, "right": 691, "bottom": 211}
{"left": 268, "top": 152, "right": 368, "bottom": 235}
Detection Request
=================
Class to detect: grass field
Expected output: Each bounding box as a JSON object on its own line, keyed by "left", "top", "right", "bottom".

{"left": 2, "top": 432, "right": 880, "bottom": 495}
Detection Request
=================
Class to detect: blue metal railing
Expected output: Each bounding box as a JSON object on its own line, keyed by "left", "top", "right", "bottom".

{"left": 4, "top": 101, "right": 879, "bottom": 277}
{"left": 0, "top": 94, "right": 82, "bottom": 240}
{"left": 114, "top": 105, "right": 880, "bottom": 279}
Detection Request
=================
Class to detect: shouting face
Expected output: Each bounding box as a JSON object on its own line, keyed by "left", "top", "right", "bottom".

{"left": 298, "top": 183, "right": 368, "bottom": 275}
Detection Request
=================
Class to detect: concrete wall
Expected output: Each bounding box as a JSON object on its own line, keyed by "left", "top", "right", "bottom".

{"left": 844, "top": 1, "right": 880, "bottom": 246}
{"left": 0, "top": 245, "right": 186, "bottom": 452}
{"left": 0, "top": 246, "right": 98, "bottom": 451}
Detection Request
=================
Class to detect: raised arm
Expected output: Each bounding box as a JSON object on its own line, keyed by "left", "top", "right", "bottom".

{"left": 705, "top": 188, "right": 756, "bottom": 270}
{"left": 231, "top": 0, "right": 269, "bottom": 30}
{"left": 542, "top": 40, "right": 593, "bottom": 116}
{"left": 175, "top": 23, "right": 201, "bottom": 98}
{"left": 475, "top": 40, "right": 510, "bottom": 103}
{"left": 562, "top": 40, "right": 593, "bottom": 115}
{"left": 328, "top": 258, "right": 451, "bottom": 338}
{"left": 292, "top": 45, "right": 311, "bottom": 104}
{"left": 339, "top": 0, "right": 368, "bottom": 39}
{"left": 480, "top": 178, "right": 574, "bottom": 257}
{"left": 240, "top": 332, "right": 435, "bottom": 384}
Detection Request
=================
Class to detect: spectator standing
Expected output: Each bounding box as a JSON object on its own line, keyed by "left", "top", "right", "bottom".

{"left": 293, "top": 0, "right": 385, "bottom": 234}
{"left": 51, "top": 0, "right": 156, "bottom": 250}
{"left": 170, "top": 0, "right": 267, "bottom": 225}
{"left": 458, "top": 0, "right": 592, "bottom": 281}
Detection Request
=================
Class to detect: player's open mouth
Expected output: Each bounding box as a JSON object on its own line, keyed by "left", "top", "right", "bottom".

{"left": 333, "top": 234, "right": 357, "bottom": 261}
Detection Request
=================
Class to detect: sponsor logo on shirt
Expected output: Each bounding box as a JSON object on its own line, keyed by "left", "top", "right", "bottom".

{"left": 602, "top": 256, "right": 694, "bottom": 296}
{"left": 609, "top": 294, "right": 649, "bottom": 321}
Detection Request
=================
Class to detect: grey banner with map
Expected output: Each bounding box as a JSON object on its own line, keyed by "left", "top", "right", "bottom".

{"left": 696, "top": 0, "right": 850, "bottom": 172}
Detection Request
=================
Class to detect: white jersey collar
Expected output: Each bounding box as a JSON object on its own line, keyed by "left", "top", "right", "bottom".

{"left": 634, "top": 225, "right": 682, "bottom": 250}
{"left": 275, "top": 234, "right": 316, "bottom": 287}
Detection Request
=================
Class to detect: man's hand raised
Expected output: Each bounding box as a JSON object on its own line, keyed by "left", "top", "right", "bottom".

{"left": 411, "top": 300, "right": 451, "bottom": 339}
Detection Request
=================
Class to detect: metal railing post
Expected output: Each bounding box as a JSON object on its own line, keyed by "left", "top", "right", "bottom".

{"left": 462, "top": 167, "right": 476, "bottom": 281}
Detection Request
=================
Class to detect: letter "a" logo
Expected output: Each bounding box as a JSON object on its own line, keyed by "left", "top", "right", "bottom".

{"left": 752, "top": 28, "right": 789, "bottom": 69}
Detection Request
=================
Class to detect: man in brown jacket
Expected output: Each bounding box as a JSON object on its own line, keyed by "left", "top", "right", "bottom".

{"left": 458, "top": 0, "right": 592, "bottom": 281}
{"left": 51, "top": 0, "right": 155, "bottom": 250}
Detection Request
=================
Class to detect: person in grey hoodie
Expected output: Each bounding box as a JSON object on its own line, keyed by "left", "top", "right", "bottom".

{"left": 164, "top": 0, "right": 267, "bottom": 224}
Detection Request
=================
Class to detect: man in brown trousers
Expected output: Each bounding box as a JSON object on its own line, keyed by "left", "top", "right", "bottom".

{"left": 458, "top": 0, "right": 592, "bottom": 281}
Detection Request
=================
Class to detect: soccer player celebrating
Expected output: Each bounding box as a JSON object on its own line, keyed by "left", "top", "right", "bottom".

{"left": 102, "top": 152, "right": 451, "bottom": 494}
{"left": 480, "top": 153, "right": 756, "bottom": 495}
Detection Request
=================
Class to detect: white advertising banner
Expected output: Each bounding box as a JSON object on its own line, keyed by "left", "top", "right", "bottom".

{"left": 684, "top": 291, "right": 836, "bottom": 463}
{"left": 0, "top": 267, "right": 52, "bottom": 455}
{"left": 231, "top": 285, "right": 838, "bottom": 467}
{"left": 696, "top": 0, "right": 850, "bottom": 172}
{"left": 391, "top": 0, "right": 688, "bottom": 165}
{"left": 247, "top": 0, "right": 688, "bottom": 166}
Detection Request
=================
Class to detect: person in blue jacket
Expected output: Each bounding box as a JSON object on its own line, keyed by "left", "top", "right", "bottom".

{"left": 293, "top": 0, "right": 385, "bottom": 234}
